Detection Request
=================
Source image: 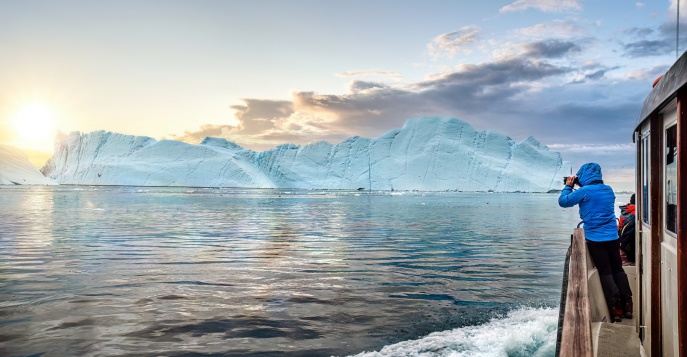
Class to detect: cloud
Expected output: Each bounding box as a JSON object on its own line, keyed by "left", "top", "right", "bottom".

{"left": 335, "top": 70, "right": 402, "bottom": 81}
{"left": 500, "top": 0, "right": 581, "bottom": 13}
{"left": 514, "top": 20, "right": 584, "bottom": 39}
{"left": 622, "top": 65, "right": 670, "bottom": 81}
{"left": 635, "top": 2, "right": 645, "bottom": 8}
{"left": 625, "top": 27, "right": 654, "bottom": 38}
{"left": 168, "top": 30, "right": 651, "bottom": 161}
{"left": 348, "top": 81, "right": 391, "bottom": 92}
{"left": 418, "top": 58, "right": 568, "bottom": 89}
{"left": 583, "top": 69, "right": 607, "bottom": 80}
{"left": 229, "top": 99, "right": 294, "bottom": 135}
{"left": 168, "top": 124, "right": 237, "bottom": 143}
{"left": 427, "top": 26, "right": 481, "bottom": 59}
{"left": 670, "top": 0, "right": 687, "bottom": 21}
{"left": 285, "top": 54, "right": 574, "bottom": 139}
{"left": 536, "top": 100, "right": 641, "bottom": 144}
{"left": 570, "top": 65, "right": 621, "bottom": 83}
{"left": 548, "top": 143, "right": 634, "bottom": 154}
{"left": 231, "top": 99, "right": 293, "bottom": 122}
{"left": 548, "top": 142, "right": 636, "bottom": 176}
{"left": 523, "top": 39, "right": 581, "bottom": 58}
{"left": 172, "top": 48, "right": 575, "bottom": 151}
{"left": 621, "top": 18, "right": 687, "bottom": 58}
{"left": 623, "top": 39, "right": 673, "bottom": 57}
{"left": 503, "top": 21, "right": 587, "bottom": 62}
{"left": 168, "top": 99, "right": 294, "bottom": 147}
{"left": 604, "top": 167, "right": 636, "bottom": 181}
{"left": 555, "top": 147, "right": 635, "bottom": 178}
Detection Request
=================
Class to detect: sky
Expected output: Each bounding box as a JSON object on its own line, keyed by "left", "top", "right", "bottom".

{"left": 0, "top": 0, "right": 683, "bottom": 191}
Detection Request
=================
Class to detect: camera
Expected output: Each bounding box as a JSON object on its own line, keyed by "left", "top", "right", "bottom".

{"left": 563, "top": 176, "right": 580, "bottom": 186}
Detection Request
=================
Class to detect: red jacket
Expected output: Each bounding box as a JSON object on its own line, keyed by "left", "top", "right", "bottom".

{"left": 618, "top": 204, "right": 636, "bottom": 229}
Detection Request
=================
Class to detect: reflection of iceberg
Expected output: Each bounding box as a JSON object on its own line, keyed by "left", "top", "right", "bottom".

{"left": 42, "top": 117, "right": 570, "bottom": 192}
{"left": 0, "top": 144, "right": 57, "bottom": 185}
{"left": 349, "top": 307, "right": 557, "bottom": 356}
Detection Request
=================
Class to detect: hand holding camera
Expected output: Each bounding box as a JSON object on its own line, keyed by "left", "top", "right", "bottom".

{"left": 563, "top": 176, "right": 580, "bottom": 187}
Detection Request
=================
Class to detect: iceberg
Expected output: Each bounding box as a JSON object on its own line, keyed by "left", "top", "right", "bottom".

{"left": 0, "top": 145, "right": 57, "bottom": 185}
{"left": 41, "top": 117, "right": 570, "bottom": 192}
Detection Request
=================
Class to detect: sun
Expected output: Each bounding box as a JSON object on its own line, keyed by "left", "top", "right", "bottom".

{"left": 12, "top": 103, "right": 57, "bottom": 151}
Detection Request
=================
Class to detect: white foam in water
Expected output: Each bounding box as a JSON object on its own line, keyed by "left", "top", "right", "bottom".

{"left": 347, "top": 307, "right": 558, "bottom": 357}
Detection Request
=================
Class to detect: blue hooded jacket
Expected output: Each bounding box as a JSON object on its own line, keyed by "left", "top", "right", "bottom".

{"left": 558, "top": 163, "right": 617, "bottom": 242}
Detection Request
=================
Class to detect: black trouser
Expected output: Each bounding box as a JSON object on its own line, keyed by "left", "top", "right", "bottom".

{"left": 586, "top": 239, "right": 633, "bottom": 309}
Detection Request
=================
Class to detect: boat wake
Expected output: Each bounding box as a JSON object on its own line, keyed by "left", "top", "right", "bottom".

{"left": 347, "top": 307, "right": 558, "bottom": 357}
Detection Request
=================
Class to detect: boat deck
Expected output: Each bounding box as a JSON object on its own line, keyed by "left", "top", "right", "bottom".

{"left": 558, "top": 229, "right": 647, "bottom": 356}
{"left": 592, "top": 321, "right": 641, "bottom": 357}
{"left": 589, "top": 263, "right": 642, "bottom": 357}
{"left": 587, "top": 253, "right": 641, "bottom": 357}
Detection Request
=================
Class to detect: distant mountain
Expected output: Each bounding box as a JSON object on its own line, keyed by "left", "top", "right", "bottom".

{"left": 0, "top": 145, "right": 57, "bottom": 185}
{"left": 41, "top": 117, "right": 570, "bottom": 192}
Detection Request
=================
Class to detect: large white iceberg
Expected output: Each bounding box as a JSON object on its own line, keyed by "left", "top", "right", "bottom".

{"left": 0, "top": 144, "right": 57, "bottom": 185}
{"left": 41, "top": 117, "right": 570, "bottom": 192}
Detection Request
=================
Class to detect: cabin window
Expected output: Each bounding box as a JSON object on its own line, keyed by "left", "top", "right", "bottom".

{"left": 642, "top": 134, "right": 651, "bottom": 225}
{"left": 665, "top": 124, "right": 677, "bottom": 234}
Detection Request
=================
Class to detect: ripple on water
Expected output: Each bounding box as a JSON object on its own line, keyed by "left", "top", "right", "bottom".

{"left": 0, "top": 187, "right": 580, "bottom": 356}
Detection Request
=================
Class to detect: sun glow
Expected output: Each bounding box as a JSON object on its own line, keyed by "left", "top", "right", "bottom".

{"left": 12, "top": 103, "right": 57, "bottom": 151}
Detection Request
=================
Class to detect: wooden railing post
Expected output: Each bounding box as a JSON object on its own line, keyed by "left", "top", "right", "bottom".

{"left": 558, "top": 228, "right": 593, "bottom": 356}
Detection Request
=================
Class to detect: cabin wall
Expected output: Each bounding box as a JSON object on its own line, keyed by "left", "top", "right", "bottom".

{"left": 637, "top": 122, "right": 653, "bottom": 354}
{"left": 660, "top": 104, "right": 679, "bottom": 356}
{"left": 639, "top": 227, "right": 653, "bottom": 353}
{"left": 677, "top": 88, "right": 687, "bottom": 356}
{"left": 660, "top": 246, "right": 679, "bottom": 355}
{"left": 643, "top": 111, "right": 664, "bottom": 357}
{"left": 635, "top": 52, "right": 687, "bottom": 355}
{"left": 637, "top": 93, "right": 687, "bottom": 356}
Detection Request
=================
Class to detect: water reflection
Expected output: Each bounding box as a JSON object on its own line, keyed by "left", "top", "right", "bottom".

{"left": 0, "top": 187, "right": 582, "bottom": 356}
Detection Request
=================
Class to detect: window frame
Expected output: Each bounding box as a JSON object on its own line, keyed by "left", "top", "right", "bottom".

{"left": 664, "top": 121, "right": 678, "bottom": 237}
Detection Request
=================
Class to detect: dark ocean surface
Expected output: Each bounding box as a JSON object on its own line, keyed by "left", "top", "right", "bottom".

{"left": 0, "top": 186, "right": 629, "bottom": 356}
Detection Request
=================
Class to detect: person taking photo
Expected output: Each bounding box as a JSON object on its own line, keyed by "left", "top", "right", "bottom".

{"left": 558, "top": 162, "right": 633, "bottom": 323}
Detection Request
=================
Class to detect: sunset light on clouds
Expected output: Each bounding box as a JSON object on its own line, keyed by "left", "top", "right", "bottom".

{"left": 0, "top": 0, "right": 683, "bottom": 190}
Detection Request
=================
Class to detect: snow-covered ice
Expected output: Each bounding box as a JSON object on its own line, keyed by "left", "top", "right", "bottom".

{"left": 0, "top": 144, "right": 57, "bottom": 185}
{"left": 42, "top": 117, "right": 570, "bottom": 192}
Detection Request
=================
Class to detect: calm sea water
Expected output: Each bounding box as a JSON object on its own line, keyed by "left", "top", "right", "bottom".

{"left": 0, "top": 186, "right": 630, "bottom": 357}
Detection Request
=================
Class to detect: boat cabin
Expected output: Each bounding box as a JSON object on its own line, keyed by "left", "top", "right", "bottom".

{"left": 632, "top": 50, "right": 687, "bottom": 356}
{"left": 557, "top": 51, "right": 687, "bottom": 356}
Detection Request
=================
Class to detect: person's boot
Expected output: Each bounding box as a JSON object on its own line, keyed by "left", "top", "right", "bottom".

{"left": 622, "top": 295, "right": 633, "bottom": 319}
{"left": 611, "top": 301, "right": 623, "bottom": 323}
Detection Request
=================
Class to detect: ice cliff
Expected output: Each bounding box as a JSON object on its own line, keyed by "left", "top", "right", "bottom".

{"left": 0, "top": 145, "right": 57, "bottom": 185}
{"left": 41, "top": 117, "right": 570, "bottom": 192}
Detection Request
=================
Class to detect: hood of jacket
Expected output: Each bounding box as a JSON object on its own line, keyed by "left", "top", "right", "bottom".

{"left": 620, "top": 203, "right": 636, "bottom": 216}
{"left": 576, "top": 162, "right": 603, "bottom": 186}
